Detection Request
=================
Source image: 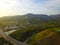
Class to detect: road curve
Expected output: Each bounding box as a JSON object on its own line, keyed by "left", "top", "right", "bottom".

{"left": 0, "top": 28, "right": 29, "bottom": 45}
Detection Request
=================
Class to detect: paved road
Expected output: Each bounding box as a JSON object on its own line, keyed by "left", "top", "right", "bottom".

{"left": 0, "top": 28, "right": 29, "bottom": 45}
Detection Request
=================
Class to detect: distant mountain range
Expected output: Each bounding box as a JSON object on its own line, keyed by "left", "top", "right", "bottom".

{"left": 0, "top": 13, "right": 60, "bottom": 24}
{"left": 0, "top": 13, "right": 60, "bottom": 20}
{"left": 0, "top": 13, "right": 60, "bottom": 45}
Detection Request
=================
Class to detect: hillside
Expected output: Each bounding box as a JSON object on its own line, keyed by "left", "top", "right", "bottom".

{"left": 0, "top": 14, "right": 60, "bottom": 45}
{"left": 26, "top": 29, "right": 60, "bottom": 45}
{"left": 0, "top": 13, "right": 60, "bottom": 23}
{"left": 10, "top": 27, "right": 60, "bottom": 45}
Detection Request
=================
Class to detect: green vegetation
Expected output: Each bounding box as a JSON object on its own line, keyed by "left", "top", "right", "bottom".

{"left": 10, "top": 27, "right": 60, "bottom": 45}
{"left": 0, "top": 37, "right": 13, "bottom": 45}
{"left": 0, "top": 14, "right": 60, "bottom": 45}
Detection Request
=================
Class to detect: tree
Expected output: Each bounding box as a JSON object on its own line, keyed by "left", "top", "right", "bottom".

{"left": 0, "top": 27, "right": 29, "bottom": 45}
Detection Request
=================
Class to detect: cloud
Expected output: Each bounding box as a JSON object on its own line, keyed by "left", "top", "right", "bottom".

{"left": 45, "top": 0, "right": 60, "bottom": 8}
{"left": 43, "top": 0, "right": 60, "bottom": 14}
{"left": 28, "top": 0, "right": 60, "bottom": 14}
{"left": 0, "top": 0, "right": 60, "bottom": 17}
{"left": 16, "top": 0, "right": 60, "bottom": 15}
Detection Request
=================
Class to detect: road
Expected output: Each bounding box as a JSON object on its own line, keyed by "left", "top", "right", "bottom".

{"left": 0, "top": 28, "right": 29, "bottom": 45}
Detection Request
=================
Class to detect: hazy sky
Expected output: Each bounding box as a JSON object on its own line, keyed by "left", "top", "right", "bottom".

{"left": 0, "top": 0, "right": 60, "bottom": 17}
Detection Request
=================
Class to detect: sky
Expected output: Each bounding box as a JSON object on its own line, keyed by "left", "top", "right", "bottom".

{"left": 0, "top": 0, "right": 60, "bottom": 17}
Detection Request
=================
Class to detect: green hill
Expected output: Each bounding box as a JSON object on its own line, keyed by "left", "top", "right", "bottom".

{"left": 9, "top": 27, "right": 60, "bottom": 45}
{"left": 0, "top": 14, "right": 60, "bottom": 45}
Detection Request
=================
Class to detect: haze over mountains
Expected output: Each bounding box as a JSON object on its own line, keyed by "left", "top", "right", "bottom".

{"left": 0, "top": 0, "right": 60, "bottom": 45}
{"left": 0, "top": 13, "right": 60, "bottom": 45}
{"left": 0, "top": 13, "right": 60, "bottom": 20}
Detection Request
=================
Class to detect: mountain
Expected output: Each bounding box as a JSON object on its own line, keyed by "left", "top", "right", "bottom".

{"left": 0, "top": 13, "right": 60, "bottom": 31}
{"left": 0, "top": 13, "right": 60, "bottom": 21}
{"left": 0, "top": 13, "right": 60, "bottom": 24}
{"left": 0, "top": 13, "right": 60, "bottom": 45}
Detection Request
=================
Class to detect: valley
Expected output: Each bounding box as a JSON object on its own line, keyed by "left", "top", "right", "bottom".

{"left": 0, "top": 14, "right": 60, "bottom": 45}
